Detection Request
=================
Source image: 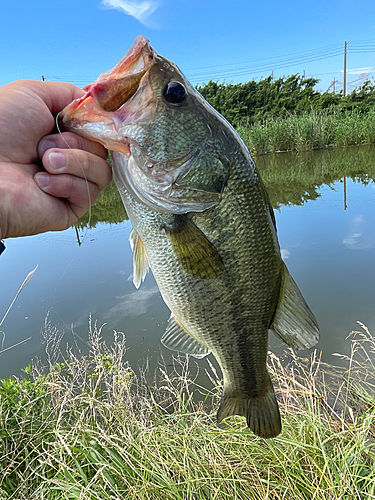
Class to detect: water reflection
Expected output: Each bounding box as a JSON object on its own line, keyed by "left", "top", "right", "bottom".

{"left": 75, "top": 181, "right": 127, "bottom": 229}
{"left": 76, "top": 145, "right": 375, "bottom": 230}
{"left": 103, "top": 287, "right": 160, "bottom": 321}
{"left": 1, "top": 145, "right": 375, "bottom": 379}
{"left": 256, "top": 145, "right": 375, "bottom": 209}
{"left": 342, "top": 214, "right": 375, "bottom": 250}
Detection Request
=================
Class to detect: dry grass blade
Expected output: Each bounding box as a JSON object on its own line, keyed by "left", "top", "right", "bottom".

{"left": 1, "top": 318, "right": 375, "bottom": 499}
{"left": 0, "top": 336, "right": 32, "bottom": 354}
{"left": 0, "top": 265, "right": 38, "bottom": 329}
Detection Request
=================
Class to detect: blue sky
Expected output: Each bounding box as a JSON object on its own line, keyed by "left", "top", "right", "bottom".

{"left": 1, "top": 0, "right": 375, "bottom": 93}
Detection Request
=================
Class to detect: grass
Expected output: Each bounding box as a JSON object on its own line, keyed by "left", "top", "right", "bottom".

{"left": 1, "top": 317, "right": 375, "bottom": 499}
{"left": 237, "top": 109, "right": 375, "bottom": 156}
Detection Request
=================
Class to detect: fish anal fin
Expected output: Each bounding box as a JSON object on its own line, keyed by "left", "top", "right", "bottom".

{"left": 129, "top": 228, "right": 150, "bottom": 289}
{"left": 164, "top": 215, "right": 224, "bottom": 280}
{"left": 217, "top": 374, "right": 281, "bottom": 438}
{"left": 161, "top": 316, "right": 211, "bottom": 359}
{"left": 271, "top": 262, "right": 320, "bottom": 349}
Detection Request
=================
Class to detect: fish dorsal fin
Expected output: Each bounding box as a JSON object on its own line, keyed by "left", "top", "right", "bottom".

{"left": 270, "top": 262, "right": 320, "bottom": 349}
{"left": 161, "top": 316, "right": 211, "bottom": 359}
{"left": 164, "top": 215, "right": 224, "bottom": 280}
{"left": 129, "top": 228, "right": 150, "bottom": 289}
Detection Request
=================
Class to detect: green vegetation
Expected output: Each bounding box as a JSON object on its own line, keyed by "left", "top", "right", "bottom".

{"left": 198, "top": 75, "right": 321, "bottom": 124}
{"left": 197, "top": 76, "right": 375, "bottom": 125}
{"left": 197, "top": 75, "right": 375, "bottom": 155}
{"left": 1, "top": 318, "right": 375, "bottom": 499}
{"left": 237, "top": 109, "right": 375, "bottom": 156}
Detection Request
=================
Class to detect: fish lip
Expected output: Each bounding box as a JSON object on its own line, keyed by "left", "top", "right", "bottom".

{"left": 88, "top": 35, "right": 153, "bottom": 84}
{"left": 60, "top": 35, "right": 155, "bottom": 134}
{"left": 83, "top": 35, "right": 155, "bottom": 112}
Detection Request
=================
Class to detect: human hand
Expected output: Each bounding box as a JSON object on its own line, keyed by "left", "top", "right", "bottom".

{"left": 0, "top": 80, "right": 112, "bottom": 240}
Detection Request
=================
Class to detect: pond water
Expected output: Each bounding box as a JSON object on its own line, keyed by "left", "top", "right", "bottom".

{"left": 1, "top": 144, "right": 375, "bottom": 379}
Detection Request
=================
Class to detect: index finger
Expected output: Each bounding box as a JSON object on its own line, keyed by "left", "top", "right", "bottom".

{"left": 20, "top": 80, "right": 86, "bottom": 114}
{"left": 38, "top": 132, "right": 108, "bottom": 160}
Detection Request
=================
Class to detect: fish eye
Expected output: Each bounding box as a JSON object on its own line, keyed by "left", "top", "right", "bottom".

{"left": 163, "top": 81, "right": 187, "bottom": 105}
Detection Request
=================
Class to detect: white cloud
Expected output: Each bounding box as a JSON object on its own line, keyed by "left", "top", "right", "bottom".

{"left": 101, "top": 0, "right": 159, "bottom": 27}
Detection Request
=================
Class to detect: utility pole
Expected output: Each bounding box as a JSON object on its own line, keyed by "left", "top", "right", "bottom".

{"left": 343, "top": 41, "right": 348, "bottom": 96}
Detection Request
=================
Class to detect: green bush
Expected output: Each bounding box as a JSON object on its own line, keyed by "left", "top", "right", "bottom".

{"left": 197, "top": 76, "right": 375, "bottom": 127}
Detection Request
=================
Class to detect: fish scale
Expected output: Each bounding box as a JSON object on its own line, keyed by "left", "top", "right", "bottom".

{"left": 60, "top": 35, "right": 320, "bottom": 438}
{"left": 115, "top": 143, "right": 281, "bottom": 424}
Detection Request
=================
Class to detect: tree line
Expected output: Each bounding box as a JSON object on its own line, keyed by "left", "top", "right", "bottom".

{"left": 196, "top": 75, "right": 375, "bottom": 126}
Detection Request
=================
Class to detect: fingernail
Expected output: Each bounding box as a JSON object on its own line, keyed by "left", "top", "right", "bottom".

{"left": 49, "top": 151, "right": 66, "bottom": 170}
{"left": 38, "top": 139, "right": 55, "bottom": 157}
{"left": 35, "top": 172, "right": 51, "bottom": 188}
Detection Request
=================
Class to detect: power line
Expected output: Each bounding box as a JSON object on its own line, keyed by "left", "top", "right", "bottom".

{"left": 43, "top": 45, "right": 345, "bottom": 84}
{"left": 187, "top": 48, "right": 344, "bottom": 82}
{"left": 42, "top": 37, "right": 375, "bottom": 87}
{"left": 184, "top": 43, "right": 343, "bottom": 72}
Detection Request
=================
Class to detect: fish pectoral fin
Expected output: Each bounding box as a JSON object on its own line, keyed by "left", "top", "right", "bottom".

{"left": 217, "top": 374, "right": 281, "bottom": 439}
{"left": 270, "top": 261, "right": 320, "bottom": 349}
{"left": 129, "top": 228, "right": 150, "bottom": 289}
{"left": 164, "top": 215, "right": 224, "bottom": 280}
{"left": 161, "top": 316, "right": 211, "bottom": 359}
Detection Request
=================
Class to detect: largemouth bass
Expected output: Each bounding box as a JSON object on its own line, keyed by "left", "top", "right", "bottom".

{"left": 60, "top": 36, "right": 319, "bottom": 438}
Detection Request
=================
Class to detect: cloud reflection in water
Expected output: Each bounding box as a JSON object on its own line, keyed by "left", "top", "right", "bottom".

{"left": 103, "top": 286, "right": 160, "bottom": 320}
{"left": 343, "top": 215, "right": 375, "bottom": 250}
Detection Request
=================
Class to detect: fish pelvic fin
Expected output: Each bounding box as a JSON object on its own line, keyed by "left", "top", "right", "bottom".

{"left": 161, "top": 316, "right": 211, "bottom": 359}
{"left": 129, "top": 228, "right": 150, "bottom": 289}
{"left": 217, "top": 374, "right": 281, "bottom": 439}
{"left": 270, "top": 261, "right": 320, "bottom": 350}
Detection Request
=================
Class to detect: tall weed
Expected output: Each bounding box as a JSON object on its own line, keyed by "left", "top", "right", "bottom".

{"left": 238, "top": 109, "right": 375, "bottom": 156}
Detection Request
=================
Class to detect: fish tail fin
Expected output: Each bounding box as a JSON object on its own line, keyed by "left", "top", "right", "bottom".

{"left": 217, "top": 375, "right": 281, "bottom": 438}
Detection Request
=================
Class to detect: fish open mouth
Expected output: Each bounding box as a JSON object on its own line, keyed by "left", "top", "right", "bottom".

{"left": 60, "top": 36, "right": 216, "bottom": 214}
{"left": 59, "top": 35, "right": 156, "bottom": 150}
{"left": 87, "top": 36, "right": 154, "bottom": 112}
